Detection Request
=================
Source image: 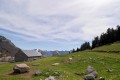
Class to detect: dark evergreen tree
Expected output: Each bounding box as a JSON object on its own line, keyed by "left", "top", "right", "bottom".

{"left": 92, "top": 36, "right": 99, "bottom": 49}
{"left": 76, "top": 48, "right": 80, "bottom": 52}
{"left": 117, "top": 25, "right": 120, "bottom": 40}
{"left": 80, "top": 42, "right": 91, "bottom": 51}
{"left": 72, "top": 25, "right": 120, "bottom": 52}
{"left": 92, "top": 25, "right": 120, "bottom": 49}
{"left": 72, "top": 48, "right": 76, "bottom": 53}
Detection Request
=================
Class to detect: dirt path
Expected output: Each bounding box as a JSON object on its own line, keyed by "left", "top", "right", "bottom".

{"left": 4, "top": 69, "right": 37, "bottom": 78}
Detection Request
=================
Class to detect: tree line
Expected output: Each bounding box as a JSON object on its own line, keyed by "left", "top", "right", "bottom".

{"left": 72, "top": 25, "right": 120, "bottom": 53}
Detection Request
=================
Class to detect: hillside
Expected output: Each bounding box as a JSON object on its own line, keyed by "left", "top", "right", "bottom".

{"left": 0, "top": 51, "right": 120, "bottom": 80}
{"left": 93, "top": 42, "right": 120, "bottom": 52}
{"left": 0, "top": 35, "right": 21, "bottom": 56}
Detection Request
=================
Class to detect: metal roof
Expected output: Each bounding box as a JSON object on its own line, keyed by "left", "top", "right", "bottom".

{"left": 22, "top": 50, "right": 42, "bottom": 57}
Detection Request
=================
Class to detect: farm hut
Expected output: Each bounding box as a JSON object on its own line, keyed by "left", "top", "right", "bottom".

{"left": 15, "top": 50, "right": 42, "bottom": 62}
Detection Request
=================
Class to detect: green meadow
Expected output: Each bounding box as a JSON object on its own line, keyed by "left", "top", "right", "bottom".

{"left": 0, "top": 43, "right": 120, "bottom": 80}
{"left": 93, "top": 42, "right": 120, "bottom": 51}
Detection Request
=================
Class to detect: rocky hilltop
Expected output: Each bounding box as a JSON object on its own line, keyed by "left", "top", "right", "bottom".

{"left": 0, "top": 35, "right": 20, "bottom": 56}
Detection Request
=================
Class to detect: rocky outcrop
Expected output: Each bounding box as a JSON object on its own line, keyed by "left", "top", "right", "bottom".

{"left": 0, "top": 35, "right": 20, "bottom": 57}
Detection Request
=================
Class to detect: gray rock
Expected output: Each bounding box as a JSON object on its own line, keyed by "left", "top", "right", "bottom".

{"left": 52, "top": 63, "right": 60, "bottom": 66}
{"left": 99, "top": 77, "right": 105, "bottom": 80}
{"left": 32, "top": 64, "right": 40, "bottom": 66}
{"left": 84, "top": 74, "right": 95, "bottom": 80}
{"left": 13, "top": 63, "right": 30, "bottom": 73}
{"left": 0, "top": 35, "right": 20, "bottom": 57}
{"left": 54, "top": 71, "right": 61, "bottom": 76}
{"left": 87, "top": 66, "right": 95, "bottom": 73}
{"left": 45, "top": 76, "right": 56, "bottom": 80}
{"left": 86, "top": 66, "right": 98, "bottom": 78}
{"left": 106, "top": 67, "right": 112, "bottom": 72}
{"left": 35, "top": 71, "right": 42, "bottom": 76}
{"left": 91, "top": 71, "right": 98, "bottom": 78}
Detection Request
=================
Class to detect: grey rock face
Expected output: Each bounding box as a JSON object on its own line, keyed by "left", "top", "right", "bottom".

{"left": 0, "top": 35, "right": 20, "bottom": 57}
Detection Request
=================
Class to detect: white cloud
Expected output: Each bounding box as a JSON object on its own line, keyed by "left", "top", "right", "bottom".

{"left": 0, "top": 0, "right": 120, "bottom": 44}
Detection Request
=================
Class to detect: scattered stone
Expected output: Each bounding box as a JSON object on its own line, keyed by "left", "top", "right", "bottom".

{"left": 91, "top": 71, "right": 98, "bottom": 78}
{"left": 106, "top": 67, "right": 112, "bottom": 72}
{"left": 84, "top": 74, "right": 95, "bottom": 80}
{"left": 99, "top": 77, "right": 105, "bottom": 80}
{"left": 45, "top": 76, "right": 56, "bottom": 80}
{"left": 86, "top": 66, "right": 98, "bottom": 78}
{"left": 87, "top": 66, "right": 95, "bottom": 73}
{"left": 13, "top": 63, "right": 30, "bottom": 73}
{"left": 47, "top": 68, "right": 52, "bottom": 72}
{"left": 54, "top": 71, "right": 61, "bottom": 76}
{"left": 68, "top": 58, "right": 73, "bottom": 61}
{"left": 52, "top": 63, "right": 60, "bottom": 66}
{"left": 45, "top": 72, "right": 49, "bottom": 75}
{"left": 32, "top": 64, "right": 40, "bottom": 66}
{"left": 34, "top": 71, "right": 42, "bottom": 76}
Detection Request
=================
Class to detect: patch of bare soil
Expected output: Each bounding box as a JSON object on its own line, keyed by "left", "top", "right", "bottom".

{"left": 4, "top": 69, "right": 37, "bottom": 78}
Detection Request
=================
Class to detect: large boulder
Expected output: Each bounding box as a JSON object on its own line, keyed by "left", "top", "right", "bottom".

{"left": 13, "top": 63, "right": 30, "bottom": 73}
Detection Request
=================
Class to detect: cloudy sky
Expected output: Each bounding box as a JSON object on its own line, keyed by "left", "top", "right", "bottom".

{"left": 0, "top": 0, "right": 120, "bottom": 50}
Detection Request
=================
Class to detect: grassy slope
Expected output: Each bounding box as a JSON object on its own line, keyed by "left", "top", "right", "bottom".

{"left": 0, "top": 51, "right": 120, "bottom": 80}
{"left": 93, "top": 42, "right": 120, "bottom": 51}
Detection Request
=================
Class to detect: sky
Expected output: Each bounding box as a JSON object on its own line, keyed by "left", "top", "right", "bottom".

{"left": 0, "top": 0, "right": 120, "bottom": 50}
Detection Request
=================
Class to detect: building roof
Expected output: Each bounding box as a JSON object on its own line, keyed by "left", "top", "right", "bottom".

{"left": 22, "top": 50, "right": 42, "bottom": 57}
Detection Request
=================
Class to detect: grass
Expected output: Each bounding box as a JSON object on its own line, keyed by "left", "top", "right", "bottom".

{"left": 0, "top": 51, "right": 120, "bottom": 80}
{"left": 93, "top": 42, "right": 120, "bottom": 51}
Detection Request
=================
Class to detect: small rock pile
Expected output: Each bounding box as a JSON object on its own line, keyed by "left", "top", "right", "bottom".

{"left": 84, "top": 66, "right": 98, "bottom": 80}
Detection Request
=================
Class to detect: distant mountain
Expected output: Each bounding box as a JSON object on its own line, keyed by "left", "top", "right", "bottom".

{"left": 0, "top": 35, "right": 21, "bottom": 57}
{"left": 38, "top": 50, "right": 70, "bottom": 56}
